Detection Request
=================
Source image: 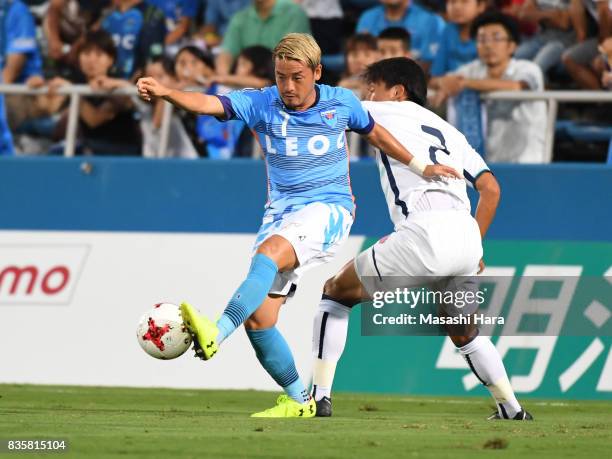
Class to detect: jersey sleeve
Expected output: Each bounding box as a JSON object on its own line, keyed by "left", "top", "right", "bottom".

{"left": 216, "top": 88, "right": 267, "bottom": 126}
{"left": 462, "top": 143, "right": 491, "bottom": 189}
{"left": 345, "top": 90, "right": 375, "bottom": 134}
{"left": 6, "top": 3, "right": 38, "bottom": 55}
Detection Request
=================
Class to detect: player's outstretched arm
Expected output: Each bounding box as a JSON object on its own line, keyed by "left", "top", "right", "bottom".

{"left": 365, "top": 123, "right": 462, "bottom": 179}
{"left": 136, "top": 77, "right": 225, "bottom": 117}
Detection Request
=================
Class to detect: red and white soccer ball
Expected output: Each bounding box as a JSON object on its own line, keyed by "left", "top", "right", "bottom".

{"left": 136, "top": 303, "right": 192, "bottom": 360}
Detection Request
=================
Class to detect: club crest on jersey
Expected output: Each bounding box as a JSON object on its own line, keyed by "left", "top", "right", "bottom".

{"left": 320, "top": 110, "right": 337, "bottom": 128}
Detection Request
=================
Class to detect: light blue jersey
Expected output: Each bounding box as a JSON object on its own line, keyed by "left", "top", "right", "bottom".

{"left": 218, "top": 84, "right": 374, "bottom": 218}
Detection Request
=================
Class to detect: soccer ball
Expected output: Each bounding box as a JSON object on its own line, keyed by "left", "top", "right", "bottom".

{"left": 136, "top": 303, "right": 192, "bottom": 360}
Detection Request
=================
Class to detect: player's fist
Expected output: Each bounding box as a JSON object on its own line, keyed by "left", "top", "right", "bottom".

{"left": 423, "top": 164, "right": 463, "bottom": 179}
{"left": 136, "top": 77, "right": 170, "bottom": 101}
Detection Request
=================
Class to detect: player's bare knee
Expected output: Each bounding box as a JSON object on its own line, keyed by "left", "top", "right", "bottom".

{"left": 256, "top": 236, "right": 297, "bottom": 271}
{"left": 244, "top": 315, "right": 277, "bottom": 330}
{"left": 255, "top": 240, "right": 281, "bottom": 260}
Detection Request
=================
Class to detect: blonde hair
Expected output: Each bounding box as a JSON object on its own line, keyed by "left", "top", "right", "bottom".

{"left": 273, "top": 33, "right": 321, "bottom": 70}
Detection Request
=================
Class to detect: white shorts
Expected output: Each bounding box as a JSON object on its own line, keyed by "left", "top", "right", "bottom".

{"left": 253, "top": 202, "right": 353, "bottom": 296}
{"left": 355, "top": 210, "right": 483, "bottom": 316}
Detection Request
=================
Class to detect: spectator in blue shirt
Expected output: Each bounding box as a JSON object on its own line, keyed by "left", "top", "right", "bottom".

{"left": 146, "top": 0, "right": 199, "bottom": 54}
{"left": 356, "top": 0, "right": 445, "bottom": 71}
{"left": 429, "top": 0, "right": 486, "bottom": 155}
{"left": 430, "top": 0, "right": 486, "bottom": 77}
{"left": 0, "top": 0, "right": 43, "bottom": 84}
{"left": 201, "top": 0, "right": 250, "bottom": 47}
{"left": 0, "top": 0, "right": 44, "bottom": 155}
{"left": 101, "top": 0, "right": 166, "bottom": 79}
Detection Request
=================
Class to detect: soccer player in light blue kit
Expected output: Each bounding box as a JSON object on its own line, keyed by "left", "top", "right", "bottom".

{"left": 137, "top": 33, "right": 460, "bottom": 418}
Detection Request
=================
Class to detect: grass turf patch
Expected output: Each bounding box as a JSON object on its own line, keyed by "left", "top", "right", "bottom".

{"left": 1, "top": 384, "right": 611, "bottom": 458}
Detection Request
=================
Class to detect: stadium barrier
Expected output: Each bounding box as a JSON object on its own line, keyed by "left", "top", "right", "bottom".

{"left": 0, "top": 158, "right": 610, "bottom": 399}
{"left": 1, "top": 84, "right": 612, "bottom": 160}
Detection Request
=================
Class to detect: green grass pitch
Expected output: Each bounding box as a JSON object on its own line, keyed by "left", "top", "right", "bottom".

{"left": 1, "top": 384, "right": 611, "bottom": 458}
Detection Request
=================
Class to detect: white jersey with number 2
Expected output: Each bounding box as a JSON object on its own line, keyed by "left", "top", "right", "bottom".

{"left": 362, "top": 101, "right": 490, "bottom": 229}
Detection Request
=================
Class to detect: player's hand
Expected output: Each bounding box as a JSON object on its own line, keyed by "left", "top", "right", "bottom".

{"left": 423, "top": 164, "right": 463, "bottom": 179}
{"left": 137, "top": 77, "right": 170, "bottom": 101}
{"left": 477, "top": 258, "right": 485, "bottom": 274}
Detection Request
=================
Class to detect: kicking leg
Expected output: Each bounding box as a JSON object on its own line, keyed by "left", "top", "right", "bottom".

{"left": 181, "top": 235, "right": 297, "bottom": 360}
{"left": 312, "top": 260, "right": 370, "bottom": 416}
{"left": 245, "top": 294, "right": 315, "bottom": 417}
{"left": 217, "top": 235, "right": 297, "bottom": 342}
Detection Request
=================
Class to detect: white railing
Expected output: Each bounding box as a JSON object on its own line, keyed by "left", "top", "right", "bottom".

{"left": 1, "top": 84, "right": 611, "bottom": 160}
{"left": 480, "top": 91, "right": 612, "bottom": 162}
{"left": 0, "top": 84, "right": 172, "bottom": 158}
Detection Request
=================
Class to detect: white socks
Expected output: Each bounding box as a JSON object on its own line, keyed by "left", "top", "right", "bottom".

{"left": 458, "top": 335, "right": 522, "bottom": 418}
{"left": 312, "top": 297, "right": 351, "bottom": 401}
{"left": 312, "top": 298, "right": 522, "bottom": 417}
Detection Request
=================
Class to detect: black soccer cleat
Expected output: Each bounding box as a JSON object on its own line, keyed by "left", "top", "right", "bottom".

{"left": 315, "top": 396, "right": 332, "bottom": 417}
{"left": 488, "top": 409, "right": 533, "bottom": 421}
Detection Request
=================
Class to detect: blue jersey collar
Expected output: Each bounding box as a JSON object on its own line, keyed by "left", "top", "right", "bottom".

{"left": 278, "top": 85, "right": 320, "bottom": 112}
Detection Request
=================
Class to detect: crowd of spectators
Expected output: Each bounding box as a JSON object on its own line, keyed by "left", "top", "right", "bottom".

{"left": 0, "top": 0, "right": 610, "bottom": 162}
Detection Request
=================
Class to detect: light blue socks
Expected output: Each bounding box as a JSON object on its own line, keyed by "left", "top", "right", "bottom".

{"left": 247, "top": 327, "right": 310, "bottom": 404}
{"left": 216, "top": 253, "right": 278, "bottom": 343}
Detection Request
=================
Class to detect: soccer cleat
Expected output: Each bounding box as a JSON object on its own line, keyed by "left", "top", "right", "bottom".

{"left": 251, "top": 395, "right": 316, "bottom": 418}
{"left": 179, "top": 302, "right": 219, "bottom": 361}
{"left": 488, "top": 409, "right": 533, "bottom": 421}
{"left": 315, "top": 396, "right": 332, "bottom": 417}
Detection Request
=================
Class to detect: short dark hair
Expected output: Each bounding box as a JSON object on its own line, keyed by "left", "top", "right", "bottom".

{"left": 345, "top": 33, "right": 378, "bottom": 54}
{"left": 470, "top": 11, "right": 520, "bottom": 44}
{"left": 238, "top": 45, "right": 274, "bottom": 81}
{"left": 147, "top": 55, "right": 176, "bottom": 77}
{"left": 378, "top": 27, "right": 411, "bottom": 51}
{"left": 363, "top": 57, "right": 427, "bottom": 107}
{"left": 78, "top": 30, "right": 117, "bottom": 62}
{"left": 175, "top": 45, "right": 215, "bottom": 71}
